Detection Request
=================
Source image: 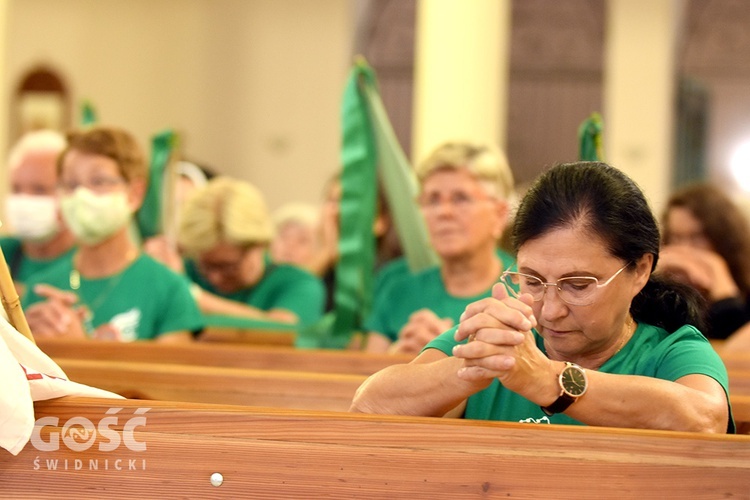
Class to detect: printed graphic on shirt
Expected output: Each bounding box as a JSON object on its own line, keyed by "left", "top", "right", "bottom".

{"left": 109, "top": 308, "right": 141, "bottom": 342}
{"left": 519, "top": 415, "right": 551, "bottom": 425}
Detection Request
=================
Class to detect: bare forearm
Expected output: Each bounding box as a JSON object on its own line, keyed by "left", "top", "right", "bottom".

{"left": 197, "top": 291, "right": 297, "bottom": 324}
{"left": 564, "top": 372, "right": 728, "bottom": 433}
{"left": 350, "top": 355, "right": 486, "bottom": 417}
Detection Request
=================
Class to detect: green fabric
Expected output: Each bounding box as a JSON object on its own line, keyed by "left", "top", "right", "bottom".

{"left": 360, "top": 65, "right": 438, "bottom": 273}
{"left": 0, "top": 237, "right": 76, "bottom": 291}
{"left": 80, "top": 100, "right": 98, "bottom": 127}
{"left": 365, "top": 250, "right": 515, "bottom": 342}
{"left": 577, "top": 112, "right": 604, "bottom": 161}
{"left": 23, "top": 254, "right": 203, "bottom": 340}
{"left": 322, "top": 59, "right": 439, "bottom": 349}
{"left": 136, "top": 130, "right": 177, "bottom": 240}
{"left": 202, "top": 314, "right": 297, "bottom": 332}
{"left": 372, "top": 256, "right": 410, "bottom": 300}
{"left": 426, "top": 323, "right": 735, "bottom": 432}
{"left": 331, "top": 61, "right": 379, "bottom": 347}
{"left": 184, "top": 256, "right": 325, "bottom": 329}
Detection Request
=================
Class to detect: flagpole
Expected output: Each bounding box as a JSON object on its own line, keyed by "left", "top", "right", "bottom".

{"left": 0, "top": 245, "right": 34, "bottom": 343}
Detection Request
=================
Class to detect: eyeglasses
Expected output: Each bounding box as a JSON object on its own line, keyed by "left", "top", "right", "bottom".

{"left": 196, "top": 246, "right": 256, "bottom": 276}
{"left": 500, "top": 262, "right": 631, "bottom": 306}
{"left": 59, "top": 176, "right": 126, "bottom": 194}
{"left": 417, "top": 191, "right": 494, "bottom": 212}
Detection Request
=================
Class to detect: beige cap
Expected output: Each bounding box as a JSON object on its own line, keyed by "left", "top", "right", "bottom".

{"left": 178, "top": 176, "right": 274, "bottom": 256}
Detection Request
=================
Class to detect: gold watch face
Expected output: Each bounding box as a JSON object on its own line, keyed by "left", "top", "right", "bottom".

{"left": 561, "top": 364, "right": 587, "bottom": 397}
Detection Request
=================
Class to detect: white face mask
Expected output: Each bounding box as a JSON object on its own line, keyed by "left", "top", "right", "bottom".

{"left": 60, "top": 187, "right": 132, "bottom": 245}
{"left": 4, "top": 194, "right": 61, "bottom": 243}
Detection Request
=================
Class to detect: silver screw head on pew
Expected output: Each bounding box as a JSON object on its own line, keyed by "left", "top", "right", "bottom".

{"left": 210, "top": 472, "right": 224, "bottom": 487}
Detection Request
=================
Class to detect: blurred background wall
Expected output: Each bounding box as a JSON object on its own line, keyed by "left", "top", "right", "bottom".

{"left": 1, "top": 0, "right": 750, "bottom": 216}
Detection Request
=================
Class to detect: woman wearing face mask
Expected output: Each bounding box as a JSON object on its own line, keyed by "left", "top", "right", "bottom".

{"left": 0, "top": 130, "right": 76, "bottom": 296}
{"left": 21, "top": 126, "right": 203, "bottom": 342}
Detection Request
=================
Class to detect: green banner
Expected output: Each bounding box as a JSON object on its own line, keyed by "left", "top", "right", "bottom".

{"left": 361, "top": 67, "right": 438, "bottom": 273}
{"left": 578, "top": 112, "right": 604, "bottom": 161}
{"left": 319, "top": 59, "right": 438, "bottom": 349}
{"left": 327, "top": 62, "right": 378, "bottom": 347}
{"left": 80, "top": 100, "right": 98, "bottom": 128}
{"left": 136, "top": 129, "right": 177, "bottom": 240}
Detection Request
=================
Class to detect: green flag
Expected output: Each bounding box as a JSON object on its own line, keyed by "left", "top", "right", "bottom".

{"left": 578, "top": 112, "right": 604, "bottom": 161}
{"left": 80, "top": 100, "right": 98, "bottom": 128}
{"left": 360, "top": 63, "right": 439, "bottom": 273}
{"left": 319, "top": 58, "right": 438, "bottom": 349}
{"left": 326, "top": 61, "right": 379, "bottom": 348}
{"left": 136, "top": 129, "right": 178, "bottom": 240}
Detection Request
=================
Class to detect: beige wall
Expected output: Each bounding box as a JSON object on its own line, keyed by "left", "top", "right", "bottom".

{"left": 2, "top": 0, "right": 351, "bottom": 211}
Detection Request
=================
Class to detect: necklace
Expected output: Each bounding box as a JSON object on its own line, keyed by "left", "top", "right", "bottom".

{"left": 69, "top": 249, "right": 139, "bottom": 334}
{"left": 69, "top": 248, "right": 139, "bottom": 290}
{"left": 614, "top": 315, "right": 636, "bottom": 356}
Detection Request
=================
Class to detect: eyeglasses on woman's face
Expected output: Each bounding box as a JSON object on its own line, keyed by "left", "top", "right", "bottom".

{"left": 500, "top": 262, "right": 631, "bottom": 306}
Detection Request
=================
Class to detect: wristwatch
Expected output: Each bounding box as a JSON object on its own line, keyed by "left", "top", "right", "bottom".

{"left": 541, "top": 362, "right": 588, "bottom": 416}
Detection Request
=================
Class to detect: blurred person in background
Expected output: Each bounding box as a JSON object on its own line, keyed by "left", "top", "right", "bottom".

{"left": 22, "top": 126, "right": 203, "bottom": 342}
{"left": 363, "top": 142, "right": 516, "bottom": 355}
{"left": 1, "top": 130, "right": 75, "bottom": 296}
{"left": 658, "top": 183, "right": 750, "bottom": 339}
{"left": 149, "top": 176, "right": 325, "bottom": 341}
{"left": 270, "top": 202, "right": 319, "bottom": 269}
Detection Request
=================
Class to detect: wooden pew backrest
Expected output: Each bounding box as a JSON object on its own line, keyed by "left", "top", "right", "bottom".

{"left": 1, "top": 397, "right": 749, "bottom": 499}
{"left": 37, "top": 338, "right": 412, "bottom": 375}
{"left": 55, "top": 358, "right": 365, "bottom": 411}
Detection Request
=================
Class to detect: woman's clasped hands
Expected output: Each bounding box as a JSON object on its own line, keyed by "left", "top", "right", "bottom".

{"left": 451, "top": 283, "right": 554, "bottom": 396}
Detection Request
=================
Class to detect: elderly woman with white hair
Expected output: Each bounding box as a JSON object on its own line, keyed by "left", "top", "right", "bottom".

{"left": 1, "top": 129, "right": 76, "bottom": 296}
{"left": 172, "top": 177, "right": 325, "bottom": 338}
{"left": 269, "top": 202, "right": 320, "bottom": 270}
{"left": 364, "top": 141, "right": 516, "bottom": 355}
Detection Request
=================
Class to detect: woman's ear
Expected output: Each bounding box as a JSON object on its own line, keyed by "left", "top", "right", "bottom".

{"left": 127, "top": 177, "right": 148, "bottom": 211}
{"left": 632, "top": 253, "right": 654, "bottom": 295}
{"left": 492, "top": 198, "right": 510, "bottom": 239}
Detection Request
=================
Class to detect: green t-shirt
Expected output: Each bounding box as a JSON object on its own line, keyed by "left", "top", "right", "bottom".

{"left": 184, "top": 256, "right": 325, "bottom": 328}
{"left": 372, "top": 257, "right": 411, "bottom": 300}
{"left": 365, "top": 250, "right": 516, "bottom": 342}
{"left": 0, "top": 236, "right": 76, "bottom": 288}
{"left": 426, "top": 322, "right": 735, "bottom": 432}
{"left": 23, "top": 254, "right": 204, "bottom": 341}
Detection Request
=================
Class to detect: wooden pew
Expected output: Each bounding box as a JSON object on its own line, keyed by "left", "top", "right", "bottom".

{"left": 36, "top": 338, "right": 412, "bottom": 376}
{"left": 54, "top": 358, "right": 364, "bottom": 412}
{"left": 39, "top": 340, "right": 750, "bottom": 428}
{"left": 2, "top": 397, "right": 749, "bottom": 498}
{"left": 198, "top": 325, "right": 296, "bottom": 346}
{"left": 728, "top": 369, "right": 750, "bottom": 397}
{"left": 731, "top": 394, "right": 750, "bottom": 433}
{"left": 718, "top": 351, "right": 750, "bottom": 372}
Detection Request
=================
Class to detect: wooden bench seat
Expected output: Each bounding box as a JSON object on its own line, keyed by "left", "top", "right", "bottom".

{"left": 1, "top": 397, "right": 749, "bottom": 498}
{"left": 37, "top": 338, "right": 412, "bottom": 376}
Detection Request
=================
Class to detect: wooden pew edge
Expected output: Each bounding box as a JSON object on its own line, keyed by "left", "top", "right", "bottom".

{"left": 33, "top": 396, "right": 750, "bottom": 443}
